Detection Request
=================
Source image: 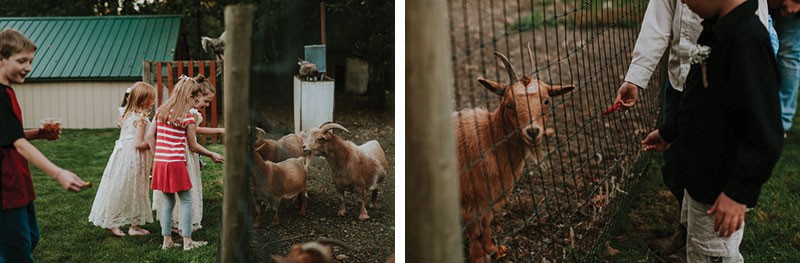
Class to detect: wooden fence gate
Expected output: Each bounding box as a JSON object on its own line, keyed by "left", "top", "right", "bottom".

{"left": 142, "top": 60, "right": 222, "bottom": 144}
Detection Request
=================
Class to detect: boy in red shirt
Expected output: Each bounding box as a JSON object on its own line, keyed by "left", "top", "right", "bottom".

{"left": 0, "top": 29, "right": 87, "bottom": 262}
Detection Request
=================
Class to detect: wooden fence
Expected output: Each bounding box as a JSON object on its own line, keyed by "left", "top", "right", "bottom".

{"left": 143, "top": 60, "right": 222, "bottom": 144}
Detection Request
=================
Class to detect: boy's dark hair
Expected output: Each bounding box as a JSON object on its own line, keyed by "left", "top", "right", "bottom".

{"left": 0, "top": 29, "right": 37, "bottom": 59}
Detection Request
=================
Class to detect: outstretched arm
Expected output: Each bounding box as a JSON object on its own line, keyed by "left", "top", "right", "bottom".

{"left": 196, "top": 126, "right": 225, "bottom": 135}
{"left": 186, "top": 124, "right": 224, "bottom": 163}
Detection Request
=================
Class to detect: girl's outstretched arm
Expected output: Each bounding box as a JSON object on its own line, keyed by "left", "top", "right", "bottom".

{"left": 13, "top": 138, "right": 86, "bottom": 192}
{"left": 186, "top": 124, "right": 224, "bottom": 163}
{"left": 196, "top": 126, "right": 225, "bottom": 135}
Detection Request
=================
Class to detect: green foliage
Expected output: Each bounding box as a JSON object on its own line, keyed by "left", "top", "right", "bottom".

{"left": 30, "top": 129, "right": 224, "bottom": 262}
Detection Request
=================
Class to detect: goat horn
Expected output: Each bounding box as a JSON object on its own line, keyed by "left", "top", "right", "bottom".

{"left": 527, "top": 42, "right": 535, "bottom": 76}
{"left": 254, "top": 138, "right": 267, "bottom": 152}
{"left": 319, "top": 122, "right": 350, "bottom": 134}
{"left": 493, "top": 51, "right": 518, "bottom": 84}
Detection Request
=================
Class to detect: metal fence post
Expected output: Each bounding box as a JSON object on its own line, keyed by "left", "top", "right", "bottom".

{"left": 222, "top": 4, "right": 253, "bottom": 262}
{"left": 407, "top": 0, "right": 464, "bottom": 261}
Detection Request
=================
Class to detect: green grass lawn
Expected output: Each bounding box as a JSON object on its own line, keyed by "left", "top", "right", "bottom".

{"left": 29, "top": 129, "right": 224, "bottom": 262}
{"left": 603, "top": 117, "right": 800, "bottom": 262}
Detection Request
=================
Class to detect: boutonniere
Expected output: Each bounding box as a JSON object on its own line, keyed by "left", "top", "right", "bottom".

{"left": 678, "top": 44, "right": 711, "bottom": 88}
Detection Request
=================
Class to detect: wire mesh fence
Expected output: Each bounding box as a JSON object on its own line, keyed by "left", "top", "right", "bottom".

{"left": 448, "top": 0, "right": 666, "bottom": 261}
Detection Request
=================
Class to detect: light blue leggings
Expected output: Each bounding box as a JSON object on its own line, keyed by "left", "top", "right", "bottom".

{"left": 160, "top": 190, "right": 192, "bottom": 237}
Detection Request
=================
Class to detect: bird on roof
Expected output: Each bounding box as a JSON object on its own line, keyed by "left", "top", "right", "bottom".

{"left": 201, "top": 31, "right": 226, "bottom": 61}
{"left": 298, "top": 58, "right": 320, "bottom": 81}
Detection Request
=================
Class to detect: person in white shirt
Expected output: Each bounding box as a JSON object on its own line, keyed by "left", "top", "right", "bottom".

{"left": 613, "top": 0, "right": 777, "bottom": 260}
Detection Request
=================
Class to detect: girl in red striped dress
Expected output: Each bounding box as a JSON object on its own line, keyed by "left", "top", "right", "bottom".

{"left": 145, "top": 75, "right": 224, "bottom": 251}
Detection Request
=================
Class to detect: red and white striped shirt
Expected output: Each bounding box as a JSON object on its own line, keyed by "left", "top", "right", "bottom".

{"left": 154, "top": 113, "right": 196, "bottom": 163}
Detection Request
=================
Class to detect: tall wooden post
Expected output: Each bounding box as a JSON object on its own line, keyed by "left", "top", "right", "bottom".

{"left": 222, "top": 4, "right": 253, "bottom": 262}
{"left": 407, "top": 0, "right": 464, "bottom": 262}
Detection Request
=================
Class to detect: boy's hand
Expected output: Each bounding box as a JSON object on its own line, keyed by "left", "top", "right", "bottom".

{"left": 37, "top": 126, "right": 61, "bottom": 141}
{"left": 55, "top": 169, "right": 86, "bottom": 192}
{"left": 641, "top": 130, "right": 669, "bottom": 152}
{"left": 707, "top": 192, "right": 746, "bottom": 237}
{"left": 211, "top": 153, "right": 225, "bottom": 163}
{"left": 614, "top": 82, "right": 640, "bottom": 111}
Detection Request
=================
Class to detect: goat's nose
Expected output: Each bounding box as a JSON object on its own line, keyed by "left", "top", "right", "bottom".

{"left": 526, "top": 127, "right": 540, "bottom": 139}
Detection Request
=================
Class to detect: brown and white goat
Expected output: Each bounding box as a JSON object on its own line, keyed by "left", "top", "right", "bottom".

{"left": 251, "top": 141, "right": 308, "bottom": 227}
{"left": 302, "top": 122, "right": 388, "bottom": 221}
{"left": 455, "top": 50, "right": 574, "bottom": 262}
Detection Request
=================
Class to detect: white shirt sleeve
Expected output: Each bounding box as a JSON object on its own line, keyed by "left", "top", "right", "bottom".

{"left": 624, "top": 0, "right": 676, "bottom": 90}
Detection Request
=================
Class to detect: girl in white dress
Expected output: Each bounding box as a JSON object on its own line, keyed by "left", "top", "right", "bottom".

{"left": 88, "top": 82, "right": 157, "bottom": 237}
{"left": 153, "top": 74, "right": 223, "bottom": 234}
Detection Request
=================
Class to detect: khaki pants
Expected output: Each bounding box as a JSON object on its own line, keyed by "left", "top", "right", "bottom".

{"left": 680, "top": 190, "right": 744, "bottom": 263}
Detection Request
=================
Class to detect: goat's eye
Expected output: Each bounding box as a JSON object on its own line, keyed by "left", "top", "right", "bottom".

{"left": 317, "top": 137, "right": 326, "bottom": 142}
{"left": 505, "top": 104, "right": 514, "bottom": 110}
{"left": 542, "top": 98, "right": 550, "bottom": 106}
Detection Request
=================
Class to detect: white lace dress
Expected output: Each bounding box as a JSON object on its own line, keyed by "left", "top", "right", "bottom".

{"left": 152, "top": 108, "right": 204, "bottom": 231}
{"left": 88, "top": 112, "right": 154, "bottom": 228}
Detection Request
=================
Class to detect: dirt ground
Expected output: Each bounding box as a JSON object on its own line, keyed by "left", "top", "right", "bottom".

{"left": 448, "top": 0, "right": 661, "bottom": 261}
{"left": 250, "top": 91, "right": 395, "bottom": 262}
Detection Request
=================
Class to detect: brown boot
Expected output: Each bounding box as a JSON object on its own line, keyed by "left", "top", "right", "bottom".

{"left": 645, "top": 225, "right": 687, "bottom": 255}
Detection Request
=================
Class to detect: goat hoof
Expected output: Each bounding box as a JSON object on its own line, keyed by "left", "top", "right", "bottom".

{"left": 358, "top": 214, "right": 370, "bottom": 221}
{"left": 337, "top": 211, "right": 345, "bottom": 217}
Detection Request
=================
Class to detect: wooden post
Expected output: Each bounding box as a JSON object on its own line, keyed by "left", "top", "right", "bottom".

{"left": 320, "top": 2, "right": 326, "bottom": 45}
{"left": 210, "top": 60, "right": 219, "bottom": 143}
{"left": 407, "top": 0, "right": 463, "bottom": 262}
{"left": 142, "top": 60, "right": 152, "bottom": 83}
{"left": 222, "top": 4, "right": 253, "bottom": 262}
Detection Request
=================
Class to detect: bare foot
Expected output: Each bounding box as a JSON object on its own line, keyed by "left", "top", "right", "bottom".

{"left": 107, "top": 228, "right": 126, "bottom": 237}
{"left": 128, "top": 226, "right": 150, "bottom": 236}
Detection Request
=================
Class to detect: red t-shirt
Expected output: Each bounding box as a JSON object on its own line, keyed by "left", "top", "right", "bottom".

{"left": 0, "top": 84, "right": 36, "bottom": 210}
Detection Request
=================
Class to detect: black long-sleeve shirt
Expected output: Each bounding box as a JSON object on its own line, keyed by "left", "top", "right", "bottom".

{"left": 658, "top": 0, "right": 783, "bottom": 207}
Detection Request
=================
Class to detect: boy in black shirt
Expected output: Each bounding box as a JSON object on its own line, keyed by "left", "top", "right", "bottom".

{"left": 642, "top": 0, "right": 783, "bottom": 261}
{"left": 0, "top": 29, "right": 87, "bottom": 262}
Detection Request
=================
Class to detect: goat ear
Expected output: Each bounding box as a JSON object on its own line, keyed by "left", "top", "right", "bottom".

{"left": 547, "top": 84, "right": 575, "bottom": 97}
{"left": 477, "top": 77, "right": 506, "bottom": 96}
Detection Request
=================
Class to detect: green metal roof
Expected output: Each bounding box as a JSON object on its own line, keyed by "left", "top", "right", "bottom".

{"left": 0, "top": 15, "right": 181, "bottom": 81}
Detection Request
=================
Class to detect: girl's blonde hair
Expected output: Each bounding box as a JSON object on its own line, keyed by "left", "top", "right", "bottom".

{"left": 194, "top": 74, "right": 215, "bottom": 94}
{"left": 155, "top": 77, "right": 203, "bottom": 127}
{"left": 118, "top": 82, "right": 156, "bottom": 127}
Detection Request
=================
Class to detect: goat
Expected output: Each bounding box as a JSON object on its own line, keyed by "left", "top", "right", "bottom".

{"left": 255, "top": 131, "right": 306, "bottom": 163}
{"left": 302, "top": 122, "right": 388, "bottom": 221}
{"left": 298, "top": 58, "right": 320, "bottom": 81}
{"left": 454, "top": 49, "right": 574, "bottom": 262}
{"left": 251, "top": 141, "right": 308, "bottom": 227}
{"left": 271, "top": 238, "right": 349, "bottom": 263}
{"left": 201, "top": 31, "right": 225, "bottom": 60}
